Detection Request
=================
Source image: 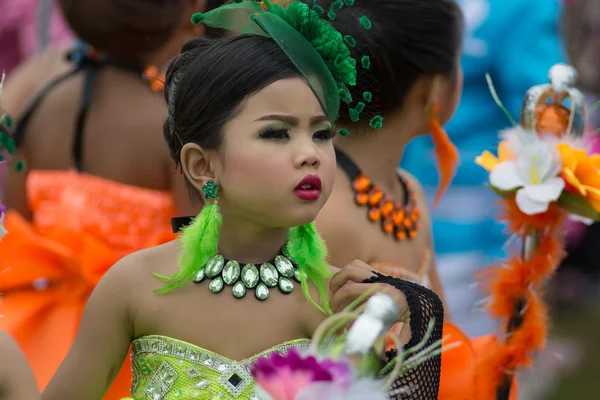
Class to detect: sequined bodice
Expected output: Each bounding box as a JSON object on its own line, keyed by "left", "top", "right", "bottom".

{"left": 129, "top": 335, "right": 311, "bottom": 400}
{"left": 27, "top": 170, "right": 175, "bottom": 251}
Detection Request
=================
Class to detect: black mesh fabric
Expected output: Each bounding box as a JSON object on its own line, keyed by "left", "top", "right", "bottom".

{"left": 364, "top": 271, "right": 444, "bottom": 399}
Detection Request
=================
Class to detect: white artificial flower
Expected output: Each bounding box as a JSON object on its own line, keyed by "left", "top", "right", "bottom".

{"left": 296, "top": 379, "right": 389, "bottom": 400}
{"left": 490, "top": 136, "right": 565, "bottom": 215}
{"left": 568, "top": 214, "right": 594, "bottom": 226}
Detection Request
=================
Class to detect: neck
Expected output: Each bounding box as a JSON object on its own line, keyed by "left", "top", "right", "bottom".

{"left": 217, "top": 210, "right": 289, "bottom": 264}
{"left": 335, "top": 113, "right": 416, "bottom": 192}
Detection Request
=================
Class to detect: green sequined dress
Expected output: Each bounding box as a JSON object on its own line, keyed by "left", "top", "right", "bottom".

{"left": 123, "top": 335, "right": 311, "bottom": 400}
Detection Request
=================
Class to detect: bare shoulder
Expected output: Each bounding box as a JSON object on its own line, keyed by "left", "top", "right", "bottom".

{"left": 92, "top": 241, "right": 180, "bottom": 311}
{"left": 104, "top": 240, "right": 180, "bottom": 287}
{"left": 3, "top": 48, "right": 71, "bottom": 116}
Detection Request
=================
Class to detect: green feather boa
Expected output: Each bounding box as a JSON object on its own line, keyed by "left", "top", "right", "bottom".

{"left": 155, "top": 204, "right": 332, "bottom": 314}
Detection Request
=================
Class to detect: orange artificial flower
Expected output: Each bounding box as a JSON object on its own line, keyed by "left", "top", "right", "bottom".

{"left": 475, "top": 140, "right": 514, "bottom": 172}
{"left": 557, "top": 143, "right": 600, "bottom": 211}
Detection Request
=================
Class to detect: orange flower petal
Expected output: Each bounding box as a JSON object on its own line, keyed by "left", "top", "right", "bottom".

{"left": 561, "top": 168, "right": 586, "bottom": 196}
{"left": 557, "top": 143, "right": 579, "bottom": 171}
{"left": 475, "top": 151, "right": 500, "bottom": 172}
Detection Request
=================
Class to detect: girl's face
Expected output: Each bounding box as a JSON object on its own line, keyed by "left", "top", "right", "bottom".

{"left": 210, "top": 77, "right": 337, "bottom": 228}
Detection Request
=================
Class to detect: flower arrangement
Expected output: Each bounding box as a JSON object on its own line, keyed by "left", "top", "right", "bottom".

{"left": 476, "top": 64, "right": 600, "bottom": 399}
{"left": 250, "top": 293, "right": 445, "bottom": 399}
{"left": 477, "top": 127, "right": 600, "bottom": 220}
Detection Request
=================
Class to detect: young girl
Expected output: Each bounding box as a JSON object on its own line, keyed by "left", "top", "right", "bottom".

{"left": 0, "top": 331, "right": 39, "bottom": 400}
{"left": 0, "top": 1, "right": 214, "bottom": 396}
{"left": 41, "top": 2, "right": 443, "bottom": 398}
{"left": 313, "top": 0, "right": 510, "bottom": 398}
{"left": 315, "top": 0, "right": 461, "bottom": 313}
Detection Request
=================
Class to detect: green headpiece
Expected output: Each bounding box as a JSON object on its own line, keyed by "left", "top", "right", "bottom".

{"left": 191, "top": 0, "right": 381, "bottom": 135}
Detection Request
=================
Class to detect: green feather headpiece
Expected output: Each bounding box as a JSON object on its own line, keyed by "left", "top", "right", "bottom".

{"left": 191, "top": 0, "right": 382, "bottom": 135}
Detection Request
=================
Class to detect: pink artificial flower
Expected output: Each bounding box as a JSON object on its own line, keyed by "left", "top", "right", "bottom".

{"left": 252, "top": 349, "right": 351, "bottom": 400}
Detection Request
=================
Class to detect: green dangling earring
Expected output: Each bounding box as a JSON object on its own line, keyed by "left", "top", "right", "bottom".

{"left": 155, "top": 179, "right": 223, "bottom": 294}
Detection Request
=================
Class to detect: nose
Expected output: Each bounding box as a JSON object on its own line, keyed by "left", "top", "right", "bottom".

{"left": 293, "top": 144, "right": 321, "bottom": 170}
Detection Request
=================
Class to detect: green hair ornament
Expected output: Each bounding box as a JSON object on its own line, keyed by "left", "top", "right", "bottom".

{"left": 191, "top": 0, "right": 382, "bottom": 134}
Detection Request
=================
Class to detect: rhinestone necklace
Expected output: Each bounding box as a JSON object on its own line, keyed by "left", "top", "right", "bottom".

{"left": 192, "top": 247, "right": 301, "bottom": 301}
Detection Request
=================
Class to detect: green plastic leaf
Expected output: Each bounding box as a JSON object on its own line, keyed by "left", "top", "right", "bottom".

{"left": 557, "top": 191, "right": 600, "bottom": 221}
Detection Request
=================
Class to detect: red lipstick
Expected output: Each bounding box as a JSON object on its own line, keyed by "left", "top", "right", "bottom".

{"left": 293, "top": 174, "right": 322, "bottom": 201}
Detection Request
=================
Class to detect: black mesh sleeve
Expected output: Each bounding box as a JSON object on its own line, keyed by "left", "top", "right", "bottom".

{"left": 363, "top": 271, "right": 443, "bottom": 399}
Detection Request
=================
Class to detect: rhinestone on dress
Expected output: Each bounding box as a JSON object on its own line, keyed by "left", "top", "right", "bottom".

{"left": 293, "top": 269, "right": 302, "bottom": 283}
{"left": 185, "top": 367, "right": 201, "bottom": 378}
{"left": 241, "top": 264, "right": 259, "bottom": 288}
{"left": 255, "top": 283, "right": 269, "bottom": 301}
{"left": 278, "top": 277, "right": 294, "bottom": 294}
{"left": 205, "top": 255, "right": 225, "bottom": 278}
{"left": 208, "top": 277, "right": 224, "bottom": 293}
{"left": 222, "top": 260, "right": 240, "bottom": 285}
{"left": 195, "top": 379, "right": 211, "bottom": 389}
{"left": 232, "top": 281, "right": 247, "bottom": 299}
{"left": 274, "top": 255, "right": 294, "bottom": 278}
{"left": 260, "top": 263, "right": 278, "bottom": 287}
{"left": 227, "top": 372, "right": 243, "bottom": 388}
{"left": 192, "top": 269, "right": 205, "bottom": 283}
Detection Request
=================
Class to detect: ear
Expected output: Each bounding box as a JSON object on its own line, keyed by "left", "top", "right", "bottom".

{"left": 180, "top": 142, "right": 216, "bottom": 192}
{"left": 424, "top": 75, "right": 446, "bottom": 113}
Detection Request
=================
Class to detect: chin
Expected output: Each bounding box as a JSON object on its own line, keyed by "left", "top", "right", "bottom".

{"left": 284, "top": 206, "right": 322, "bottom": 228}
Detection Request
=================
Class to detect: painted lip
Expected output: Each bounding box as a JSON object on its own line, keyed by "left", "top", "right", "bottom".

{"left": 293, "top": 174, "right": 322, "bottom": 201}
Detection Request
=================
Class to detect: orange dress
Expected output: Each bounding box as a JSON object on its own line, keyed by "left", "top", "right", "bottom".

{"left": 0, "top": 170, "right": 177, "bottom": 399}
{"left": 374, "top": 259, "right": 518, "bottom": 400}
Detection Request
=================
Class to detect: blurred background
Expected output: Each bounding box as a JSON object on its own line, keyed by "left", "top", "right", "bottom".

{"left": 0, "top": 0, "right": 598, "bottom": 398}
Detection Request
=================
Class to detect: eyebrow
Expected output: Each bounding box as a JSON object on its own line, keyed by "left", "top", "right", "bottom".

{"left": 254, "top": 114, "right": 330, "bottom": 126}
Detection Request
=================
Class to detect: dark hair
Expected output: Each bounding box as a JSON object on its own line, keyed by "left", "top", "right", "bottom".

{"left": 163, "top": 35, "right": 301, "bottom": 183}
{"left": 58, "top": 0, "right": 191, "bottom": 59}
{"left": 320, "top": 0, "right": 463, "bottom": 122}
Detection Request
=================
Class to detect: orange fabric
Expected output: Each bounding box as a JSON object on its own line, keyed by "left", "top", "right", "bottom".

{"left": 440, "top": 323, "right": 518, "bottom": 400}
{"left": 0, "top": 170, "right": 176, "bottom": 399}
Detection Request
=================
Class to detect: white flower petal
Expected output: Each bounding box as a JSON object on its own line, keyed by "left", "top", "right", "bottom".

{"left": 490, "top": 161, "right": 523, "bottom": 190}
{"left": 522, "top": 178, "right": 565, "bottom": 202}
{"left": 569, "top": 214, "right": 594, "bottom": 226}
{"left": 515, "top": 188, "right": 551, "bottom": 215}
{"left": 253, "top": 387, "right": 275, "bottom": 400}
{"left": 296, "top": 382, "right": 344, "bottom": 400}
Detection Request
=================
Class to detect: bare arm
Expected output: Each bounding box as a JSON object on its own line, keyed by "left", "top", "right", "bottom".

{"left": 42, "top": 258, "right": 135, "bottom": 400}
{"left": 0, "top": 331, "right": 39, "bottom": 400}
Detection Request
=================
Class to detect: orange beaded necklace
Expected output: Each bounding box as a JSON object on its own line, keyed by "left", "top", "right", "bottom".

{"left": 336, "top": 149, "right": 420, "bottom": 241}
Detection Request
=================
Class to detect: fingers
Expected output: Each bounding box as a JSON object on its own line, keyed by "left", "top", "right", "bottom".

{"left": 330, "top": 281, "right": 371, "bottom": 313}
{"left": 329, "top": 259, "right": 376, "bottom": 295}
